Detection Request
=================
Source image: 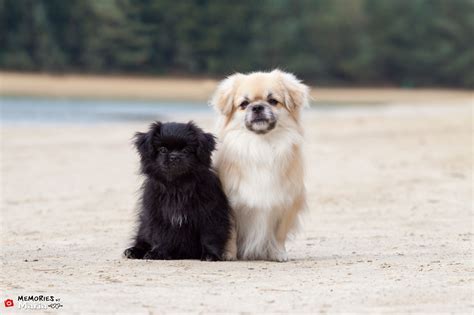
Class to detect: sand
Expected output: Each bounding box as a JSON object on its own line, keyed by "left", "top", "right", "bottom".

{"left": 1, "top": 89, "right": 473, "bottom": 312}
{"left": 1, "top": 71, "right": 473, "bottom": 103}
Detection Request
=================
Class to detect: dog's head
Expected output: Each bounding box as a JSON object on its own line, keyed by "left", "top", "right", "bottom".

{"left": 134, "top": 121, "right": 216, "bottom": 180}
{"left": 211, "top": 69, "right": 309, "bottom": 134}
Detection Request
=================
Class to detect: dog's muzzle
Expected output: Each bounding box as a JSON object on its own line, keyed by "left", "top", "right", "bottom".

{"left": 245, "top": 104, "right": 276, "bottom": 134}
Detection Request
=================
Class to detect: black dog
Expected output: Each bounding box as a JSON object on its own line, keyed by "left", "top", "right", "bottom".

{"left": 123, "top": 121, "right": 232, "bottom": 261}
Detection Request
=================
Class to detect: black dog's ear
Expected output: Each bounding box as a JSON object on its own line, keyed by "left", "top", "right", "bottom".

{"left": 187, "top": 121, "right": 216, "bottom": 166}
{"left": 133, "top": 131, "right": 150, "bottom": 158}
{"left": 197, "top": 131, "right": 216, "bottom": 166}
{"left": 133, "top": 121, "right": 161, "bottom": 159}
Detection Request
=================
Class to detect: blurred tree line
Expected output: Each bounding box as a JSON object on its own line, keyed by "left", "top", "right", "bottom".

{"left": 1, "top": 0, "right": 473, "bottom": 87}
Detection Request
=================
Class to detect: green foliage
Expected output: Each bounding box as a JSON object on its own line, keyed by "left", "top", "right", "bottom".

{"left": 0, "top": 0, "right": 472, "bottom": 87}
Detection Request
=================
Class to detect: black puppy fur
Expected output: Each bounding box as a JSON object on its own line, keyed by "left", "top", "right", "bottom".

{"left": 123, "top": 121, "right": 232, "bottom": 261}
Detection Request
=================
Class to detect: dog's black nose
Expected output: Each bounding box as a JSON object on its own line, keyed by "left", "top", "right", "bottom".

{"left": 252, "top": 104, "right": 264, "bottom": 113}
{"left": 169, "top": 154, "right": 179, "bottom": 162}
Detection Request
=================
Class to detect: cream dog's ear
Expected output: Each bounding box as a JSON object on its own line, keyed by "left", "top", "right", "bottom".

{"left": 273, "top": 69, "right": 310, "bottom": 111}
{"left": 210, "top": 73, "right": 244, "bottom": 115}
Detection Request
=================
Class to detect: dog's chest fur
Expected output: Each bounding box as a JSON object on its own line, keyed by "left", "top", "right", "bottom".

{"left": 216, "top": 128, "right": 304, "bottom": 211}
{"left": 145, "top": 183, "right": 196, "bottom": 228}
{"left": 161, "top": 191, "right": 192, "bottom": 228}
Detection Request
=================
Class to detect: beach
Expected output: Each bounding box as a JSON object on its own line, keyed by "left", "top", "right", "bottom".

{"left": 0, "top": 74, "right": 473, "bottom": 313}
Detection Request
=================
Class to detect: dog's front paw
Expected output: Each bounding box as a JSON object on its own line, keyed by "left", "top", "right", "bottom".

{"left": 201, "top": 252, "right": 220, "bottom": 261}
{"left": 223, "top": 251, "right": 237, "bottom": 261}
{"left": 123, "top": 247, "right": 146, "bottom": 259}
{"left": 143, "top": 249, "right": 171, "bottom": 260}
{"left": 268, "top": 249, "right": 288, "bottom": 262}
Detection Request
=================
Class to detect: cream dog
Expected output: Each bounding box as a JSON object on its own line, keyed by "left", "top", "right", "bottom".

{"left": 211, "top": 69, "right": 308, "bottom": 261}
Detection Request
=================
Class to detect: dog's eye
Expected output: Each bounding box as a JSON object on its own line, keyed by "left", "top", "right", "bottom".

{"left": 158, "top": 147, "right": 168, "bottom": 154}
{"left": 268, "top": 98, "right": 278, "bottom": 106}
{"left": 239, "top": 100, "right": 249, "bottom": 109}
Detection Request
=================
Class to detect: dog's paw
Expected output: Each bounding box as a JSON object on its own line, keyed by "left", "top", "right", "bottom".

{"left": 222, "top": 251, "right": 237, "bottom": 261}
{"left": 268, "top": 249, "right": 288, "bottom": 262}
{"left": 143, "top": 249, "right": 171, "bottom": 260}
{"left": 123, "top": 247, "right": 146, "bottom": 259}
{"left": 201, "top": 253, "right": 220, "bottom": 262}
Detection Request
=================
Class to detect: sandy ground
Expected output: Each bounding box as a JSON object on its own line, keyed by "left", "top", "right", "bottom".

{"left": 1, "top": 71, "right": 473, "bottom": 104}
{"left": 1, "top": 97, "right": 473, "bottom": 313}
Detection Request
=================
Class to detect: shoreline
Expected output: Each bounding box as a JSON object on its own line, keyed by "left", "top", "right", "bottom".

{"left": 1, "top": 71, "right": 472, "bottom": 104}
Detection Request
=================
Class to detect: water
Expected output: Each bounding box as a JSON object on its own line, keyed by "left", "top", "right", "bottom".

{"left": 1, "top": 96, "right": 376, "bottom": 126}
{"left": 0, "top": 97, "right": 210, "bottom": 125}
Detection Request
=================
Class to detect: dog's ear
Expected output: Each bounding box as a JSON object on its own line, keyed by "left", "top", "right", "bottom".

{"left": 210, "top": 73, "right": 244, "bottom": 115}
{"left": 197, "top": 132, "right": 216, "bottom": 166}
{"left": 133, "top": 121, "right": 161, "bottom": 159}
{"left": 187, "top": 121, "right": 216, "bottom": 166}
{"left": 274, "top": 69, "right": 310, "bottom": 112}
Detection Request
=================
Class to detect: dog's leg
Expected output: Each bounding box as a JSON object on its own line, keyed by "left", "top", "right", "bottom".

{"left": 266, "top": 237, "right": 288, "bottom": 262}
{"left": 250, "top": 214, "right": 288, "bottom": 262}
{"left": 223, "top": 219, "right": 238, "bottom": 260}
{"left": 200, "top": 227, "right": 228, "bottom": 261}
{"left": 272, "top": 194, "right": 306, "bottom": 261}
{"left": 276, "top": 194, "right": 305, "bottom": 243}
